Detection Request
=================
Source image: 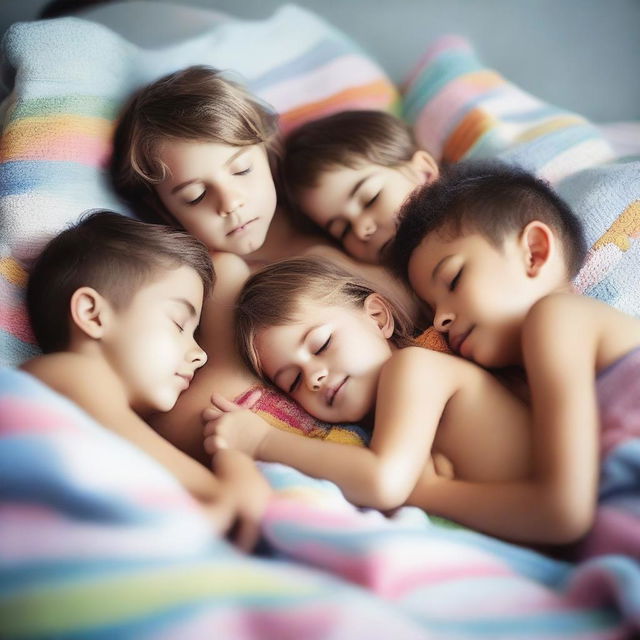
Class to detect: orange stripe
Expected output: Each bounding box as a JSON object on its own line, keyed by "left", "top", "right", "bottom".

{"left": 279, "top": 80, "right": 398, "bottom": 128}
{"left": 0, "top": 257, "right": 28, "bottom": 287}
{"left": 443, "top": 108, "right": 495, "bottom": 162}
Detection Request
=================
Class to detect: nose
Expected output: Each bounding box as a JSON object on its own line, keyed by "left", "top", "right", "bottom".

{"left": 433, "top": 308, "right": 455, "bottom": 332}
{"left": 304, "top": 364, "right": 327, "bottom": 392}
{"left": 216, "top": 186, "right": 244, "bottom": 218}
{"left": 190, "top": 341, "right": 208, "bottom": 369}
{"left": 352, "top": 214, "right": 377, "bottom": 241}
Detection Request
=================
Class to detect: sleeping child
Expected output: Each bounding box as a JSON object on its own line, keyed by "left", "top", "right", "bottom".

{"left": 21, "top": 210, "right": 271, "bottom": 551}
{"left": 388, "top": 160, "right": 640, "bottom": 554}
{"left": 281, "top": 109, "right": 440, "bottom": 264}
{"left": 201, "top": 255, "right": 532, "bottom": 514}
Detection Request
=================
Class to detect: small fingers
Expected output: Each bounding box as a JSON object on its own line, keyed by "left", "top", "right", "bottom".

{"left": 210, "top": 391, "right": 242, "bottom": 412}
{"left": 204, "top": 434, "right": 228, "bottom": 455}
{"left": 202, "top": 407, "right": 222, "bottom": 424}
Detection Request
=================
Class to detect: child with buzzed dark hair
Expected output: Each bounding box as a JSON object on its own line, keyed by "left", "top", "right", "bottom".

{"left": 388, "top": 160, "right": 640, "bottom": 554}
{"left": 22, "top": 210, "right": 271, "bottom": 551}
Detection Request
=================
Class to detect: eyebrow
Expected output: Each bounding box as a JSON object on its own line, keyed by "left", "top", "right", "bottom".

{"left": 324, "top": 173, "right": 375, "bottom": 232}
{"left": 170, "top": 147, "right": 250, "bottom": 195}
{"left": 169, "top": 297, "right": 198, "bottom": 317}
{"left": 431, "top": 255, "right": 453, "bottom": 282}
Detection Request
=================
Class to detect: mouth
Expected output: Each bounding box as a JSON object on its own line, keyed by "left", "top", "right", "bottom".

{"left": 176, "top": 373, "right": 194, "bottom": 389}
{"left": 449, "top": 327, "right": 473, "bottom": 355}
{"left": 226, "top": 217, "right": 258, "bottom": 237}
{"left": 326, "top": 376, "right": 348, "bottom": 407}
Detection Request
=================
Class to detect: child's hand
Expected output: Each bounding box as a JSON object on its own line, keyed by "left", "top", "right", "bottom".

{"left": 202, "top": 392, "right": 271, "bottom": 459}
{"left": 205, "top": 449, "right": 272, "bottom": 552}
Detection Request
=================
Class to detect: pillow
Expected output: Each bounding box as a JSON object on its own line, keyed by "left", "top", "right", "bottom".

{"left": 0, "top": 4, "right": 398, "bottom": 368}
{"left": 403, "top": 35, "right": 640, "bottom": 317}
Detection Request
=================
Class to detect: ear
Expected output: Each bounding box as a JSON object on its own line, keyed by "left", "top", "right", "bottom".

{"left": 520, "top": 221, "right": 554, "bottom": 277}
{"left": 69, "top": 286, "right": 110, "bottom": 340}
{"left": 363, "top": 293, "right": 395, "bottom": 339}
{"left": 407, "top": 150, "right": 440, "bottom": 185}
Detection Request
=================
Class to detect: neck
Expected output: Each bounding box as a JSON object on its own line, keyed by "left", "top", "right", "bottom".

{"left": 246, "top": 206, "right": 328, "bottom": 266}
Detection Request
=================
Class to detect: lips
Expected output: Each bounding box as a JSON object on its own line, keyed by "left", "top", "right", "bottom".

{"left": 326, "top": 376, "right": 348, "bottom": 406}
{"left": 176, "top": 372, "right": 194, "bottom": 389}
{"left": 226, "top": 217, "right": 258, "bottom": 237}
{"left": 449, "top": 327, "right": 473, "bottom": 355}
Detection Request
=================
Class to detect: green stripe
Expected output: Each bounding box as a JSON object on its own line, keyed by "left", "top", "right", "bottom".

{"left": 8, "top": 96, "right": 119, "bottom": 122}
{"left": 0, "top": 560, "right": 319, "bottom": 636}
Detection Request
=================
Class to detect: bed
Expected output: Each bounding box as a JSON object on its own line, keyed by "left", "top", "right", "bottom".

{"left": 1, "top": 3, "right": 639, "bottom": 637}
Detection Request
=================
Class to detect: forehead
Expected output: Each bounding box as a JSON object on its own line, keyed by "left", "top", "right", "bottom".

{"left": 157, "top": 140, "right": 251, "bottom": 174}
{"left": 298, "top": 162, "right": 377, "bottom": 215}
{"left": 134, "top": 265, "right": 204, "bottom": 309}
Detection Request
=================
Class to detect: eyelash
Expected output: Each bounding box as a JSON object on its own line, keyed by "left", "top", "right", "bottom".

{"left": 185, "top": 166, "right": 251, "bottom": 205}
{"left": 365, "top": 192, "right": 380, "bottom": 208}
{"left": 174, "top": 321, "right": 185, "bottom": 333}
{"left": 234, "top": 167, "right": 251, "bottom": 176}
{"left": 287, "top": 336, "right": 331, "bottom": 393}
{"left": 449, "top": 269, "right": 463, "bottom": 291}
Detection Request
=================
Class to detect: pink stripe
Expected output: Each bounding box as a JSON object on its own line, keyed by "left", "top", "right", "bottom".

{"left": 413, "top": 76, "right": 507, "bottom": 159}
{"left": 9, "top": 133, "right": 111, "bottom": 168}
{"left": 0, "top": 396, "right": 84, "bottom": 435}
{"left": 403, "top": 35, "right": 472, "bottom": 91}
{"left": 0, "top": 305, "right": 35, "bottom": 344}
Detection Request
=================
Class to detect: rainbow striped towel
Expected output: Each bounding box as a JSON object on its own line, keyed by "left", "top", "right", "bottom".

{"left": 404, "top": 35, "right": 640, "bottom": 318}
{"left": 2, "top": 365, "right": 639, "bottom": 638}
{"left": 0, "top": 5, "right": 398, "bottom": 369}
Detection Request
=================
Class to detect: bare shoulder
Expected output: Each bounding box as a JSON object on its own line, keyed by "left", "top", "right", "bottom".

{"left": 21, "top": 353, "right": 126, "bottom": 406}
{"left": 210, "top": 251, "right": 251, "bottom": 300}
{"left": 384, "top": 346, "right": 467, "bottom": 381}
{"left": 524, "top": 293, "right": 596, "bottom": 341}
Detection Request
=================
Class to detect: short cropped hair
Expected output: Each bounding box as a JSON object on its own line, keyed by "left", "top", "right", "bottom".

{"left": 110, "top": 65, "right": 279, "bottom": 223}
{"left": 27, "top": 210, "right": 215, "bottom": 353}
{"left": 282, "top": 110, "right": 418, "bottom": 213}
{"left": 389, "top": 160, "right": 587, "bottom": 282}
{"left": 235, "top": 255, "right": 413, "bottom": 383}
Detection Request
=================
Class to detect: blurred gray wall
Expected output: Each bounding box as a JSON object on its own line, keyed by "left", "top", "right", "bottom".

{"left": 1, "top": 0, "right": 639, "bottom": 122}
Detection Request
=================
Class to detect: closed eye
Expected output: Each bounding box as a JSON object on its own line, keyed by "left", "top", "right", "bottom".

{"left": 173, "top": 321, "right": 185, "bottom": 333}
{"left": 315, "top": 336, "right": 331, "bottom": 354}
{"left": 449, "top": 268, "right": 463, "bottom": 291}
{"left": 365, "top": 192, "right": 380, "bottom": 208}
{"left": 339, "top": 223, "right": 351, "bottom": 241}
{"left": 234, "top": 167, "right": 252, "bottom": 176}
{"left": 187, "top": 192, "right": 205, "bottom": 206}
{"left": 288, "top": 372, "right": 301, "bottom": 393}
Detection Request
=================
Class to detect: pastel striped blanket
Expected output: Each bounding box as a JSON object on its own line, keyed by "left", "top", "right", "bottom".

{"left": 404, "top": 35, "right": 640, "bottom": 318}
{"left": 2, "top": 366, "right": 638, "bottom": 639}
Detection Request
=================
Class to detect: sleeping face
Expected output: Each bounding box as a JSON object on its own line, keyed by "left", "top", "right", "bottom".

{"left": 297, "top": 152, "right": 438, "bottom": 264}
{"left": 407, "top": 231, "right": 538, "bottom": 368}
{"left": 254, "top": 295, "right": 395, "bottom": 423}
{"left": 154, "top": 140, "right": 277, "bottom": 255}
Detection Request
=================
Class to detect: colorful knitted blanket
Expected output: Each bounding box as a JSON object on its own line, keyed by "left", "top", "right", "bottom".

{"left": 2, "top": 366, "right": 638, "bottom": 638}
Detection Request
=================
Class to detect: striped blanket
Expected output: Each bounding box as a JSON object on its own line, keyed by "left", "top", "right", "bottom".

{"left": 2, "top": 366, "right": 637, "bottom": 638}
{"left": 403, "top": 35, "right": 640, "bottom": 318}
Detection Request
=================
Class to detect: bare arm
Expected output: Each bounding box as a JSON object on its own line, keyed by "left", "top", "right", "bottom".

{"left": 204, "top": 348, "right": 456, "bottom": 510}
{"left": 410, "top": 296, "right": 601, "bottom": 544}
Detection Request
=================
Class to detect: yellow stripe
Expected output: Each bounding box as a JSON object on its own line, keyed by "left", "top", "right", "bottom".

{"left": 0, "top": 257, "right": 28, "bottom": 287}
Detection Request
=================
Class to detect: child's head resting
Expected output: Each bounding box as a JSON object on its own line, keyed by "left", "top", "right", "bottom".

{"left": 27, "top": 211, "right": 214, "bottom": 413}
{"left": 282, "top": 110, "right": 439, "bottom": 264}
{"left": 235, "top": 255, "right": 413, "bottom": 423}
{"left": 388, "top": 160, "right": 587, "bottom": 368}
{"left": 111, "top": 65, "right": 279, "bottom": 255}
